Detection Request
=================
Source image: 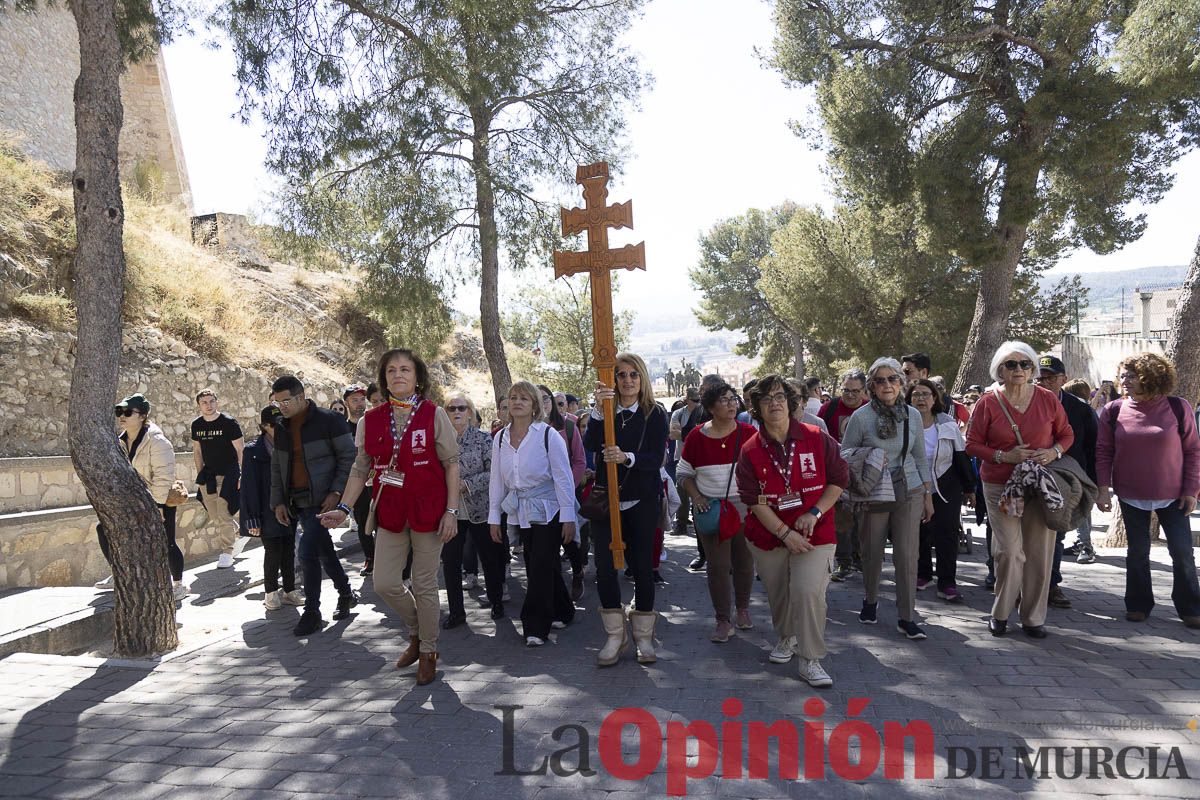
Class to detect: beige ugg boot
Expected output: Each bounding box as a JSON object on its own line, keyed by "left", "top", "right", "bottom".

{"left": 629, "top": 610, "right": 658, "bottom": 664}
{"left": 597, "top": 607, "right": 629, "bottom": 667}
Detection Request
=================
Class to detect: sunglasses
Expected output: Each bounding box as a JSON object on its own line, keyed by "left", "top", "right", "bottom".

{"left": 1001, "top": 360, "right": 1035, "bottom": 371}
{"left": 114, "top": 408, "right": 139, "bottom": 417}
{"left": 446, "top": 404, "right": 469, "bottom": 412}
{"left": 616, "top": 371, "right": 639, "bottom": 380}
{"left": 872, "top": 375, "right": 901, "bottom": 386}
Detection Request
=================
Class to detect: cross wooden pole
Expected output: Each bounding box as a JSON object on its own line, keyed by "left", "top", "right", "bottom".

{"left": 552, "top": 162, "right": 645, "bottom": 570}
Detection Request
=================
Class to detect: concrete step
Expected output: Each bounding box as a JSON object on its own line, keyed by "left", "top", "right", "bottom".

{"left": 0, "top": 526, "right": 362, "bottom": 658}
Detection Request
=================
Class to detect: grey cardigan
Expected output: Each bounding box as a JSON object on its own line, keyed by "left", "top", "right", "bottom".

{"left": 841, "top": 403, "right": 932, "bottom": 492}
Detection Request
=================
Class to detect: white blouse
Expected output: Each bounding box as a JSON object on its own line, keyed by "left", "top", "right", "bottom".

{"left": 488, "top": 421, "right": 578, "bottom": 528}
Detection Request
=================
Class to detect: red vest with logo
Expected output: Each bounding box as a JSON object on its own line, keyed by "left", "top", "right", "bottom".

{"left": 363, "top": 400, "right": 447, "bottom": 533}
{"left": 743, "top": 421, "right": 836, "bottom": 550}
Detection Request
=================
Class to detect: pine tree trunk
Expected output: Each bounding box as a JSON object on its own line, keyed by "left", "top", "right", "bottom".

{"left": 1166, "top": 235, "right": 1200, "bottom": 406}
{"left": 69, "top": 0, "right": 177, "bottom": 656}
{"left": 1105, "top": 504, "right": 1127, "bottom": 548}
{"left": 955, "top": 223, "right": 1028, "bottom": 391}
{"left": 471, "top": 125, "right": 512, "bottom": 405}
{"left": 792, "top": 330, "right": 805, "bottom": 379}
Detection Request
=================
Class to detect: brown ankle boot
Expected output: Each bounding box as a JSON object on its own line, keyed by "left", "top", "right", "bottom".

{"left": 416, "top": 651, "right": 438, "bottom": 685}
{"left": 396, "top": 635, "right": 420, "bottom": 668}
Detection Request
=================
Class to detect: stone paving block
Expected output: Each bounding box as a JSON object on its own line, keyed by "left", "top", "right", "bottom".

{"left": 0, "top": 775, "right": 57, "bottom": 797}
{"left": 272, "top": 770, "right": 351, "bottom": 794}
{"left": 32, "top": 777, "right": 111, "bottom": 799}
{"left": 210, "top": 768, "right": 290, "bottom": 789}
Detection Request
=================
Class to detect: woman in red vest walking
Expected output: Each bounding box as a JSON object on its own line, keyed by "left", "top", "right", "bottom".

{"left": 736, "top": 375, "right": 848, "bottom": 688}
{"left": 320, "top": 349, "right": 460, "bottom": 685}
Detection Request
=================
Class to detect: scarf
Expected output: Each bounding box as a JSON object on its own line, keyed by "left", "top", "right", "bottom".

{"left": 870, "top": 398, "right": 907, "bottom": 439}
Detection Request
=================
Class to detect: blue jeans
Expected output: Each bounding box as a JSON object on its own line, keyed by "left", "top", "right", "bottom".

{"left": 1121, "top": 502, "right": 1200, "bottom": 618}
{"left": 296, "top": 506, "right": 351, "bottom": 613}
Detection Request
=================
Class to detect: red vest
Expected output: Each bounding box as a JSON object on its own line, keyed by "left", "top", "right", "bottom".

{"left": 743, "top": 421, "right": 836, "bottom": 550}
{"left": 363, "top": 400, "right": 447, "bottom": 533}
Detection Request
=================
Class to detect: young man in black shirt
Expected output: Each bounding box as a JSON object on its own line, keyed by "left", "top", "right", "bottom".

{"left": 191, "top": 389, "right": 245, "bottom": 569}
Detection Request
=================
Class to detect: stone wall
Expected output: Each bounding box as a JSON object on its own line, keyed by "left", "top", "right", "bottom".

{"left": 0, "top": 320, "right": 350, "bottom": 458}
{"left": 1061, "top": 333, "right": 1166, "bottom": 389}
{"left": 0, "top": 452, "right": 226, "bottom": 588}
{"left": 0, "top": 5, "right": 191, "bottom": 208}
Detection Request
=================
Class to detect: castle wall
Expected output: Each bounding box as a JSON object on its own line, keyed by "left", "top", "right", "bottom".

{"left": 0, "top": 6, "right": 192, "bottom": 208}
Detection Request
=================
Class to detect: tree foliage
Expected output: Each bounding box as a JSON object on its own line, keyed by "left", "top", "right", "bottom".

{"left": 690, "top": 204, "right": 804, "bottom": 376}
{"left": 500, "top": 274, "right": 631, "bottom": 398}
{"left": 217, "top": 0, "right": 647, "bottom": 400}
{"left": 770, "top": 0, "right": 1200, "bottom": 388}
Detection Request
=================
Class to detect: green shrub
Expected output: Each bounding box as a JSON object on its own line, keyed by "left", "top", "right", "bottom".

{"left": 10, "top": 291, "right": 76, "bottom": 331}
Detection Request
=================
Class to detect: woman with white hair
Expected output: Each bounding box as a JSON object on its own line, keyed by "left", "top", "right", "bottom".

{"left": 966, "top": 341, "right": 1074, "bottom": 639}
{"left": 841, "top": 357, "right": 934, "bottom": 640}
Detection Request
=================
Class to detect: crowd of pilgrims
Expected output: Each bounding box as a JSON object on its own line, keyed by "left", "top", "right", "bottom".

{"left": 103, "top": 343, "right": 1200, "bottom": 688}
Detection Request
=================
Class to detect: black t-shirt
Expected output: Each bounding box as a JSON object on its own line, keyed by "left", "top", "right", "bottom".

{"left": 191, "top": 413, "right": 244, "bottom": 475}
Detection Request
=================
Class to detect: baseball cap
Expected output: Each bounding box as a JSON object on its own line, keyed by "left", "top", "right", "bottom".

{"left": 343, "top": 383, "right": 368, "bottom": 399}
{"left": 260, "top": 405, "right": 283, "bottom": 427}
{"left": 1038, "top": 355, "right": 1066, "bottom": 375}
{"left": 114, "top": 393, "right": 151, "bottom": 416}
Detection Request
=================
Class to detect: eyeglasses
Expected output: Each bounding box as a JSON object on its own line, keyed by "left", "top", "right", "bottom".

{"left": 909, "top": 391, "right": 934, "bottom": 400}
{"left": 114, "top": 408, "right": 138, "bottom": 417}
{"left": 715, "top": 395, "right": 739, "bottom": 405}
{"left": 763, "top": 392, "right": 788, "bottom": 407}
{"left": 1118, "top": 372, "right": 1137, "bottom": 381}
{"left": 446, "top": 404, "right": 469, "bottom": 412}
{"left": 872, "top": 375, "right": 901, "bottom": 386}
{"left": 1001, "top": 360, "right": 1035, "bottom": 371}
{"left": 616, "top": 371, "right": 639, "bottom": 380}
{"left": 277, "top": 395, "right": 302, "bottom": 407}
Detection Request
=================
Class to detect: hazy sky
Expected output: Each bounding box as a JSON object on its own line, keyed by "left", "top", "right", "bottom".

{"left": 163, "top": 0, "right": 1200, "bottom": 320}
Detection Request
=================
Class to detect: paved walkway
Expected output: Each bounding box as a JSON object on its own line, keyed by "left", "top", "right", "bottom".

{"left": 1, "top": 515, "right": 1199, "bottom": 799}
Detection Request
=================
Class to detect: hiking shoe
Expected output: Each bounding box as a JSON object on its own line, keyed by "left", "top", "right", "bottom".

{"left": 936, "top": 586, "right": 963, "bottom": 603}
{"left": 333, "top": 591, "right": 359, "bottom": 620}
{"left": 798, "top": 659, "right": 833, "bottom": 688}
{"left": 769, "top": 635, "right": 797, "bottom": 663}
{"left": 281, "top": 590, "right": 304, "bottom": 606}
{"left": 897, "top": 620, "right": 927, "bottom": 640}
{"left": 1048, "top": 587, "right": 1072, "bottom": 609}
{"left": 1075, "top": 547, "right": 1096, "bottom": 565}
{"left": 263, "top": 589, "right": 282, "bottom": 610}
{"left": 293, "top": 611, "right": 323, "bottom": 636}
{"left": 94, "top": 575, "right": 114, "bottom": 591}
{"left": 1063, "top": 541, "right": 1082, "bottom": 557}
{"left": 859, "top": 601, "right": 878, "bottom": 624}
{"left": 830, "top": 564, "right": 852, "bottom": 582}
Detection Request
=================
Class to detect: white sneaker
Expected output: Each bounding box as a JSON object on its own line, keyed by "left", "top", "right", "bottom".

{"left": 172, "top": 581, "right": 188, "bottom": 601}
{"left": 231, "top": 537, "right": 249, "bottom": 559}
{"left": 216, "top": 553, "right": 234, "bottom": 569}
{"left": 551, "top": 621, "right": 567, "bottom": 629}
{"left": 281, "top": 590, "right": 304, "bottom": 606}
{"left": 94, "top": 575, "right": 114, "bottom": 590}
{"left": 263, "top": 590, "right": 282, "bottom": 610}
{"left": 526, "top": 636, "right": 545, "bottom": 647}
{"left": 798, "top": 659, "right": 833, "bottom": 688}
{"left": 769, "top": 635, "right": 797, "bottom": 664}
{"left": 462, "top": 574, "right": 478, "bottom": 590}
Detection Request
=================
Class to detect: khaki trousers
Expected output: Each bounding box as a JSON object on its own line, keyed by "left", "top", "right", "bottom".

{"left": 202, "top": 476, "right": 239, "bottom": 556}
{"left": 749, "top": 541, "right": 835, "bottom": 660}
{"left": 861, "top": 490, "right": 923, "bottom": 621}
{"left": 698, "top": 530, "right": 754, "bottom": 623}
{"left": 375, "top": 526, "right": 444, "bottom": 653}
{"left": 983, "top": 483, "right": 1055, "bottom": 627}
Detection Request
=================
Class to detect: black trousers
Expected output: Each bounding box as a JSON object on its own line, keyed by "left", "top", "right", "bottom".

{"left": 441, "top": 519, "right": 507, "bottom": 617}
{"left": 592, "top": 498, "right": 660, "bottom": 612}
{"left": 520, "top": 517, "right": 575, "bottom": 639}
{"left": 97, "top": 505, "right": 183, "bottom": 582}
{"left": 918, "top": 484, "right": 963, "bottom": 589}
{"left": 352, "top": 488, "right": 374, "bottom": 564}
{"left": 262, "top": 531, "right": 297, "bottom": 593}
{"left": 563, "top": 523, "right": 590, "bottom": 575}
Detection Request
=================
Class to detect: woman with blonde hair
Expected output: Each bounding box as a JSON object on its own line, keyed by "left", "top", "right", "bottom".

{"left": 585, "top": 352, "right": 669, "bottom": 666}
{"left": 1097, "top": 353, "right": 1200, "bottom": 628}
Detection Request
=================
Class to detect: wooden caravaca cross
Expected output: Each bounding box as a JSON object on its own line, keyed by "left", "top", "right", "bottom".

{"left": 553, "top": 162, "right": 646, "bottom": 569}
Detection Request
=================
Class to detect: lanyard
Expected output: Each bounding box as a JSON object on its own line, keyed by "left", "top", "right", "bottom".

{"left": 387, "top": 397, "right": 422, "bottom": 465}
{"left": 762, "top": 436, "right": 796, "bottom": 495}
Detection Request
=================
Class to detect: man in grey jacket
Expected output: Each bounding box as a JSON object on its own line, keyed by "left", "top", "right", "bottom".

{"left": 270, "top": 375, "right": 359, "bottom": 636}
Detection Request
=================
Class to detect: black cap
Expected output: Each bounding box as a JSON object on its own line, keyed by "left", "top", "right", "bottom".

{"left": 260, "top": 405, "right": 283, "bottom": 427}
{"left": 343, "top": 383, "right": 367, "bottom": 400}
{"left": 1038, "top": 354, "right": 1066, "bottom": 375}
{"left": 114, "top": 393, "right": 151, "bottom": 415}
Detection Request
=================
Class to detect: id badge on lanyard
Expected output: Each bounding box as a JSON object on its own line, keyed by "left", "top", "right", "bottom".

{"left": 379, "top": 469, "right": 405, "bottom": 488}
{"left": 764, "top": 438, "right": 802, "bottom": 511}
{"left": 777, "top": 493, "right": 805, "bottom": 511}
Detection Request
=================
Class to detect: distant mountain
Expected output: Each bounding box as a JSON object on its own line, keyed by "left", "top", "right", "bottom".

{"left": 1042, "top": 265, "right": 1189, "bottom": 312}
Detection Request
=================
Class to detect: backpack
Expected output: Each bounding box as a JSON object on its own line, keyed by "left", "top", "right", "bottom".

{"left": 1107, "top": 397, "right": 1186, "bottom": 437}
{"left": 821, "top": 398, "right": 840, "bottom": 430}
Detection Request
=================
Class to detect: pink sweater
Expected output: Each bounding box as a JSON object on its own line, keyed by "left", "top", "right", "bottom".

{"left": 1095, "top": 396, "right": 1200, "bottom": 499}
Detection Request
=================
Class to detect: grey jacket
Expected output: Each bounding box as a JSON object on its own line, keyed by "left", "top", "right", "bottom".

{"left": 1043, "top": 454, "right": 1099, "bottom": 532}
{"left": 269, "top": 401, "right": 357, "bottom": 509}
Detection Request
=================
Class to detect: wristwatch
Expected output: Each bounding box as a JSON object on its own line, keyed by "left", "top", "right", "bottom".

{"left": 808, "top": 507, "right": 822, "bottom": 520}
{"left": 445, "top": 507, "right": 459, "bottom": 517}
{"left": 335, "top": 502, "right": 351, "bottom": 515}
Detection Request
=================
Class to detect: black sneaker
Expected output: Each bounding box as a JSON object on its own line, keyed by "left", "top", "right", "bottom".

{"left": 293, "top": 610, "right": 323, "bottom": 636}
{"left": 984, "top": 573, "right": 996, "bottom": 591}
{"left": 653, "top": 570, "right": 667, "bottom": 585}
{"left": 333, "top": 591, "right": 359, "bottom": 620}
{"left": 359, "top": 561, "right": 373, "bottom": 577}
{"left": 1063, "top": 542, "right": 1082, "bottom": 557}
{"left": 490, "top": 602, "right": 505, "bottom": 620}
{"left": 1022, "top": 624, "right": 1048, "bottom": 639}
{"left": 441, "top": 614, "right": 466, "bottom": 630}
{"left": 859, "top": 601, "right": 878, "bottom": 624}
{"left": 688, "top": 557, "right": 706, "bottom": 571}
{"left": 897, "top": 619, "right": 927, "bottom": 640}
